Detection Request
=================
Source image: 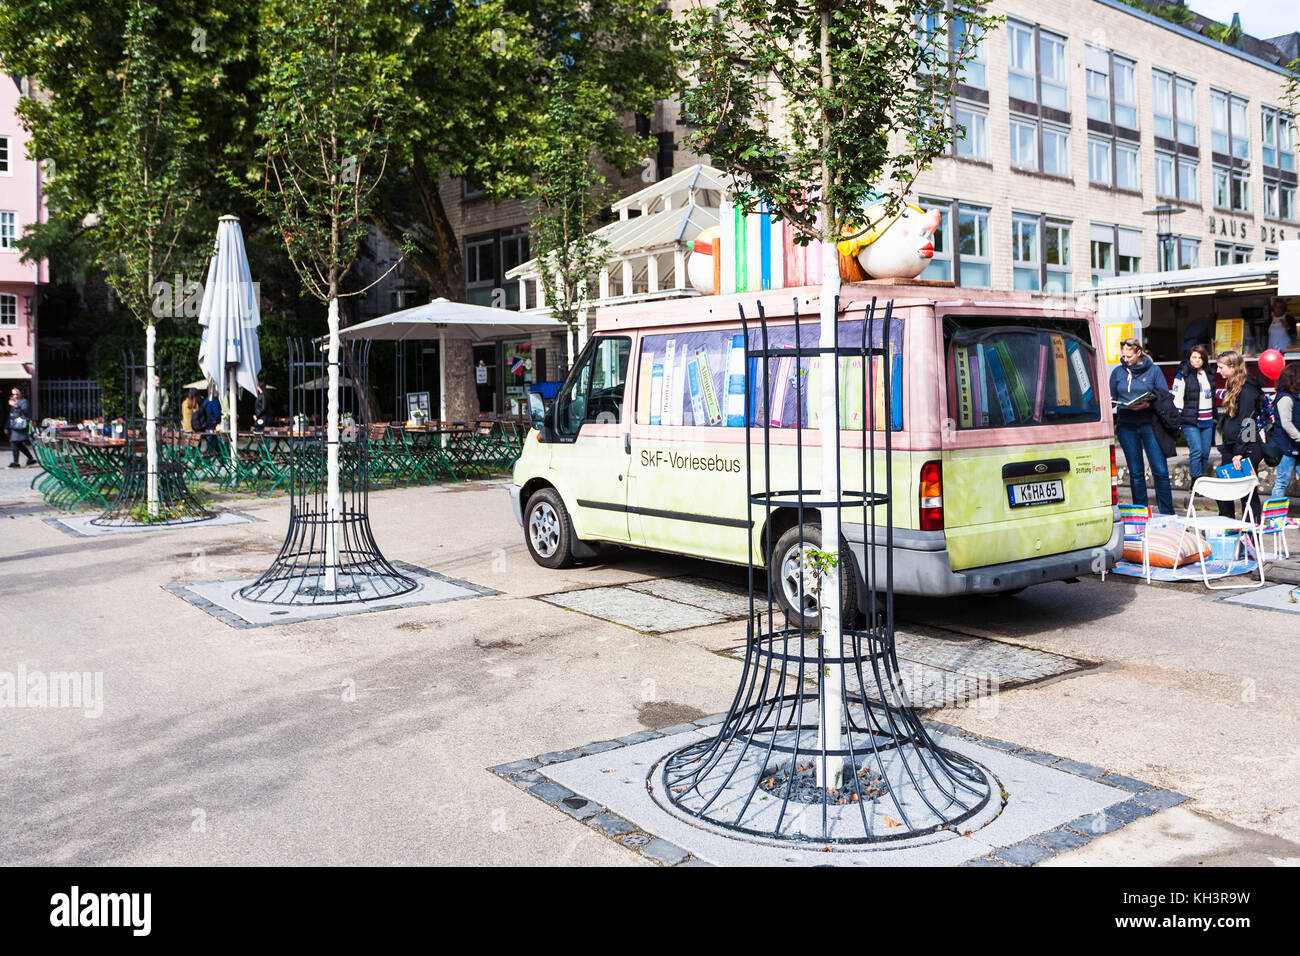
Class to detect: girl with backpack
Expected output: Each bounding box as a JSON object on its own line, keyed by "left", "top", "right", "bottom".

{"left": 1215, "top": 350, "right": 1268, "bottom": 520}
{"left": 1172, "top": 345, "right": 1215, "bottom": 481}
{"left": 1269, "top": 363, "right": 1300, "bottom": 499}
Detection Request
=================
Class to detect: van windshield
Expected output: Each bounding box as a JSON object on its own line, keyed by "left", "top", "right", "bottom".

{"left": 944, "top": 317, "right": 1101, "bottom": 430}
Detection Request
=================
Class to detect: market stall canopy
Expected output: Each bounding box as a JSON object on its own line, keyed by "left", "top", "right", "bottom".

{"left": 0, "top": 361, "right": 31, "bottom": 379}
{"left": 338, "top": 298, "right": 563, "bottom": 342}
{"left": 1094, "top": 259, "right": 1279, "bottom": 298}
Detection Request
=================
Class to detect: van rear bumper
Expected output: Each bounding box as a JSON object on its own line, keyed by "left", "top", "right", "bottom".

{"left": 843, "top": 516, "right": 1123, "bottom": 600}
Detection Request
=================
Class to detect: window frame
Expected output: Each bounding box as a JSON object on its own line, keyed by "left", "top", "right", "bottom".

{"left": 554, "top": 335, "right": 631, "bottom": 440}
{"left": 918, "top": 195, "right": 992, "bottom": 288}
{"left": 0, "top": 293, "right": 15, "bottom": 325}
{"left": 0, "top": 135, "right": 10, "bottom": 176}
{"left": 0, "top": 210, "right": 16, "bottom": 251}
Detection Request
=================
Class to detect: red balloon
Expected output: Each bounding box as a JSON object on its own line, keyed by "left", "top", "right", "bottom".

{"left": 1259, "top": 349, "right": 1286, "bottom": 380}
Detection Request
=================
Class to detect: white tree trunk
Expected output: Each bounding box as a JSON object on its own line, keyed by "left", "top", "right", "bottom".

{"left": 145, "top": 323, "right": 159, "bottom": 517}
{"left": 324, "top": 297, "right": 341, "bottom": 591}
{"left": 817, "top": 237, "right": 844, "bottom": 790}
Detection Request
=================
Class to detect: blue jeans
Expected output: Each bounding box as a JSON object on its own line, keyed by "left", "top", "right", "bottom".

{"left": 1273, "top": 453, "right": 1298, "bottom": 499}
{"left": 1183, "top": 422, "right": 1215, "bottom": 480}
{"left": 1117, "top": 421, "right": 1174, "bottom": 515}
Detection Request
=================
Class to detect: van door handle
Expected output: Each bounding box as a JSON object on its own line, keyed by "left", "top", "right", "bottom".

{"left": 624, "top": 433, "right": 631, "bottom": 455}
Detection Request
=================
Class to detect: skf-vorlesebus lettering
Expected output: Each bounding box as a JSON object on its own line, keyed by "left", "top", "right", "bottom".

{"left": 640, "top": 449, "right": 741, "bottom": 473}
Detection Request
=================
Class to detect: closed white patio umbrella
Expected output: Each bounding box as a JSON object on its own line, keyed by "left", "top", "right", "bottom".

{"left": 197, "top": 216, "right": 262, "bottom": 467}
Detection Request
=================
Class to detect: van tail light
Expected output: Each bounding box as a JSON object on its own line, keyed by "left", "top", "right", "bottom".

{"left": 919, "top": 460, "right": 944, "bottom": 531}
{"left": 1110, "top": 444, "right": 1118, "bottom": 506}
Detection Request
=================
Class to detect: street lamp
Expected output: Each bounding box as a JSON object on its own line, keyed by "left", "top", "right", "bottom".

{"left": 1143, "top": 204, "right": 1185, "bottom": 271}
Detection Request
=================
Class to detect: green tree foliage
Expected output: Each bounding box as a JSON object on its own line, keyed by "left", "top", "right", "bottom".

{"left": 676, "top": 0, "right": 999, "bottom": 242}
{"left": 249, "top": 0, "right": 401, "bottom": 306}
{"left": 530, "top": 80, "right": 617, "bottom": 334}
{"left": 371, "top": 0, "right": 677, "bottom": 298}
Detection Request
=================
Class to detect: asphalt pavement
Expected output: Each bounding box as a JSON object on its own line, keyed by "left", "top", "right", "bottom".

{"left": 2, "top": 479, "right": 1298, "bottom": 865}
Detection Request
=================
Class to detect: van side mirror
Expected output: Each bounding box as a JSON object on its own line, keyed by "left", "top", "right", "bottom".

{"left": 528, "top": 391, "right": 546, "bottom": 429}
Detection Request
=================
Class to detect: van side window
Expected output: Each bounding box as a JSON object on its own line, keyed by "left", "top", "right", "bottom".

{"left": 555, "top": 336, "right": 631, "bottom": 437}
{"left": 635, "top": 319, "right": 904, "bottom": 430}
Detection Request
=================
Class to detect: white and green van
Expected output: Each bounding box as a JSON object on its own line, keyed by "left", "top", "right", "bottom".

{"left": 510, "top": 285, "right": 1123, "bottom": 623}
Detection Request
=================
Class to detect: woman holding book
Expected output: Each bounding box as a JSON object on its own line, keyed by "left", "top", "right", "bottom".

{"left": 1172, "top": 345, "right": 1216, "bottom": 481}
{"left": 1110, "top": 338, "right": 1174, "bottom": 515}
{"left": 1215, "top": 350, "right": 1268, "bottom": 521}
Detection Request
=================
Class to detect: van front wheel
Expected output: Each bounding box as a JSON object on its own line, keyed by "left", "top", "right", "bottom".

{"left": 771, "top": 524, "right": 858, "bottom": 629}
{"left": 525, "top": 488, "right": 576, "bottom": 569}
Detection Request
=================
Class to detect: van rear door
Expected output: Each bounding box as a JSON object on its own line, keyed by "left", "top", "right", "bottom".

{"left": 938, "top": 315, "right": 1114, "bottom": 571}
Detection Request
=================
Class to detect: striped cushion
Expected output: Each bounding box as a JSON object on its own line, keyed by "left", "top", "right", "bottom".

{"left": 1122, "top": 513, "right": 1212, "bottom": 568}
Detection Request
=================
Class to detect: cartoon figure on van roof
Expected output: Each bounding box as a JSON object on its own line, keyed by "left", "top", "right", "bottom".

{"left": 837, "top": 202, "right": 941, "bottom": 281}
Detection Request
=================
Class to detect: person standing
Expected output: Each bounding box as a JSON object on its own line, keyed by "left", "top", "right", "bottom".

{"left": 1267, "top": 300, "right": 1295, "bottom": 354}
{"left": 1215, "top": 350, "right": 1268, "bottom": 521}
{"left": 1109, "top": 338, "right": 1174, "bottom": 515}
{"left": 1172, "top": 345, "right": 1216, "bottom": 481}
{"left": 181, "top": 389, "right": 202, "bottom": 432}
{"left": 1269, "top": 363, "right": 1300, "bottom": 499}
{"left": 7, "top": 387, "right": 37, "bottom": 467}
{"left": 253, "top": 380, "right": 271, "bottom": 433}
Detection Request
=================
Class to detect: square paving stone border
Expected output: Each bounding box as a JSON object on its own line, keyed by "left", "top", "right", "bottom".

{"left": 491, "top": 717, "right": 1187, "bottom": 867}
{"left": 44, "top": 507, "right": 262, "bottom": 539}
{"left": 165, "top": 560, "right": 501, "bottom": 629}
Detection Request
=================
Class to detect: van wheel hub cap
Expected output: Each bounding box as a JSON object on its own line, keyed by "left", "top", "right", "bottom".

{"left": 530, "top": 503, "right": 560, "bottom": 557}
{"left": 781, "top": 544, "right": 820, "bottom": 616}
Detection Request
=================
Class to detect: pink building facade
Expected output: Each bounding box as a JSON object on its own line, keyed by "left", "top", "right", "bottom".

{"left": 0, "top": 73, "right": 46, "bottom": 412}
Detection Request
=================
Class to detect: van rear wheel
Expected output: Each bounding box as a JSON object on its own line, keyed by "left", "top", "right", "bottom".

{"left": 771, "top": 524, "right": 858, "bottom": 629}
{"left": 525, "top": 488, "right": 576, "bottom": 569}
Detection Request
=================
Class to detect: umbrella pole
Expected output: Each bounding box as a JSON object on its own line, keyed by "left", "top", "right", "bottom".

{"left": 229, "top": 366, "right": 238, "bottom": 473}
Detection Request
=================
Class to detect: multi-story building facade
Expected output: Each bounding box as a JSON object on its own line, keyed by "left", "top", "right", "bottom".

{"left": 911, "top": 0, "right": 1298, "bottom": 294}
{"left": 0, "top": 73, "right": 46, "bottom": 412}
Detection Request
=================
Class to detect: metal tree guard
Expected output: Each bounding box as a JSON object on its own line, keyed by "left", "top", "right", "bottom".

{"left": 661, "top": 297, "right": 993, "bottom": 843}
{"left": 239, "top": 337, "right": 416, "bottom": 605}
{"left": 93, "top": 350, "right": 215, "bottom": 527}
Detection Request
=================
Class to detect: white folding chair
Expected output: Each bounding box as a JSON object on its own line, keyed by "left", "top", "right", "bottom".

{"left": 1167, "top": 476, "right": 1266, "bottom": 589}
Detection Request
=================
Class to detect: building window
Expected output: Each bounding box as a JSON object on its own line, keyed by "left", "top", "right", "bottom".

{"left": 1116, "top": 142, "right": 1139, "bottom": 191}
{"left": 953, "top": 7, "right": 987, "bottom": 89}
{"left": 1153, "top": 70, "right": 1196, "bottom": 146}
{"left": 1007, "top": 20, "right": 1036, "bottom": 101}
{"left": 1214, "top": 242, "right": 1252, "bottom": 265}
{"left": 1263, "top": 106, "right": 1296, "bottom": 173}
{"left": 1012, "top": 213, "right": 1039, "bottom": 290}
{"left": 1158, "top": 236, "right": 1198, "bottom": 271}
{"left": 1044, "top": 217, "right": 1071, "bottom": 293}
{"left": 461, "top": 171, "right": 486, "bottom": 200}
{"left": 1090, "top": 225, "right": 1114, "bottom": 286}
{"left": 464, "top": 228, "right": 530, "bottom": 309}
{"left": 0, "top": 136, "right": 9, "bottom": 175}
{"left": 1262, "top": 179, "right": 1296, "bottom": 221}
{"left": 1006, "top": 19, "right": 1068, "bottom": 109}
{"left": 1265, "top": 248, "right": 1279, "bottom": 261}
{"left": 1086, "top": 47, "right": 1138, "bottom": 129}
{"left": 958, "top": 203, "right": 991, "bottom": 288}
{"left": 1117, "top": 227, "right": 1142, "bottom": 275}
{"left": 1231, "top": 169, "right": 1249, "bottom": 211}
{"left": 1212, "top": 166, "right": 1248, "bottom": 212}
{"left": 919, "top": 196, "right": 992, "bottom": 288}
{"left": 1041, "top": 123, "right": 1069, "bottom": 176}
{"left": 1176, "top": 156, "right": 1198, "bottom": 203}
{"left": 0, "top": 294, "right": 15, "bottom": 325}
{"left": 918, "top": 197, "right": 953, "bottom": 282}
{"left": 1088, "top": 136, "right": 1111, "bottom": 186}
{"left": 1010, "top": 116, "right": 1037, "bottom": 170}
{"left": 1013, "top": 212, "right": 1071, "bottom": 292}
{"left": 1155, "top": 151, "right": 1175, "bottom": 198}
{"left": 0, "top": 211, "right": 15, "bottom": 250}
{"left": 954, "top": 101, "right": 988, "bottom": 160}
{"left": 1211, "top": 90, "right": 1250, "bottom": 161}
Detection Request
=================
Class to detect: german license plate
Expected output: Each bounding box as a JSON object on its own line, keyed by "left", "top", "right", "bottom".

{"left": 1008, "top": 479, "right": 1064, "bottom": 507}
